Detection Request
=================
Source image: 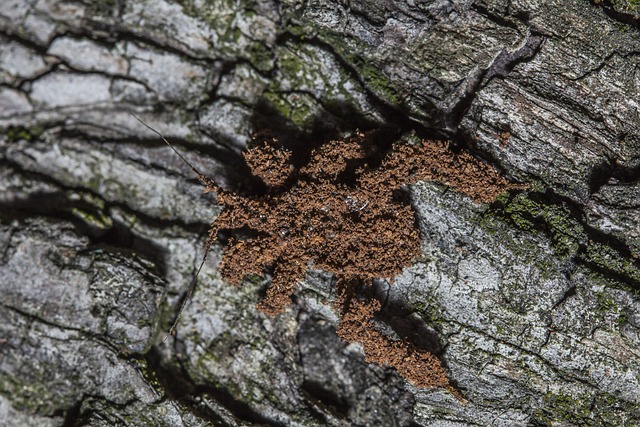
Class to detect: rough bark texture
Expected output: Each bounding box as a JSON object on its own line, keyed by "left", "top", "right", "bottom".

{"left": 2, "top": 0, "right": 640, "bottom": 426}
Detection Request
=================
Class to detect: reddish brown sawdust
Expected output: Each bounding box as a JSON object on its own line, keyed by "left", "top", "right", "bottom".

{"left": 497, "top": 131, "right": 511, "bottom": 147}
{"left": 242, "top": 131, "right": 294, "bottom": 187}
{"left": 204, "top": 131, "right": 525, "bottom": 391}
{"left": 336, "top": 294, "right": 447, "bottom": 388}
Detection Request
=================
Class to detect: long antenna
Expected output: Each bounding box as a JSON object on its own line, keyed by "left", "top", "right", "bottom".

{"left": 167, "top": 250, "right": 209, "bottom": 339}
{"left": 130, "top": 112, "right": 205, "bottom": 178}
{"left": 130, "top": 112, "right": 212, "bottom": 340}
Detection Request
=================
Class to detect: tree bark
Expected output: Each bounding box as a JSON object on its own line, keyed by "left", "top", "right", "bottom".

{"left": 1, "top": 0, "right": 640, "bottom": 425}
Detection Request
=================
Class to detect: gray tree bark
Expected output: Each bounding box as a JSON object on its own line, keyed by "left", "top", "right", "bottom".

{"left": 1, "top": 0, "right": 640, "bottom": 426}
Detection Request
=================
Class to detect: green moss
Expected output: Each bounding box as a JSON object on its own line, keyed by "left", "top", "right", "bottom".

{"left": 535, "top": 390, "right": 640, "bottom": 426}
{"left": 357, "top": 64, "right": 401, "bottom": 105}
{"left": 492, "top": 193, "right": 640, "bottom": 287}
{"left": 0, "top": 374, "right": 69, "bottom": 415}
{"left": 413, "top": 296, "right": 446, "bottom": 329}
{"left": 623, "top": 0, "right": 640, "bottom": 13}
{"left": 533, "top": 392, "right": 593, "bottom": 425}
{"left": 278, "top": 49, "right": 306, "bottom": 80}
{"left": 593, "top": 288, "right": 627, "bottom": 325}
{"left": 4, "top": 125, "right": 44, "bottom": 142}
{"left": 130, "top": 357, "right": 163, "bottom": 390}
{"left": 582, "top": 242, "right": 640, "bottom": 283}
{"left": 596, "top": 291, "right": 619, "bottom": 313}
{"left": 478, "top": 212, "right": 551, "bottom": 271}
{"left": 501, "top": 194, "right": 585, "bottom": 257}
{"left": 87, "top": 0, "right": 119, "bottom": 17}
{"left": 177, "top": 0, "right": 236, "bottom": 27}
{"left": 177, "top": 0, "right": 275, "bottom": 71}
{"left": 599, "top": 0, "right": 640, "bottom": 16}
{"left": 262, "top": 90, "right": 315, "bottom": 128}
{"left": 71, "top": 208, "right": 113, "bottom": 230}
{"left": 284, "top": 23, "right": 316, "bottom": 40}
{"left": 244, "top": 41, "right": 275, "bottom": 72}
{"left": 492, "top": 191, "right": 512, "bottom": 206}
{"left": 313, "top": 30, "right": 403, "bottom": 106}
{"left": 616, "top": 309, "right": 630, "bottom": 326}
{"left": 339, "top": 52, "right": 401, "bottom": 105}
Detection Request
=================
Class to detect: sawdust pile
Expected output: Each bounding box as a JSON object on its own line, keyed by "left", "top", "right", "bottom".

{"left": 204, "top": 130, "right": 523, "bottom": 389}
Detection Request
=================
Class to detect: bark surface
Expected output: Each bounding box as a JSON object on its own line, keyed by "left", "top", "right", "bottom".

{"left": 2, "top": 0, "right": 640, "bottom": 426}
